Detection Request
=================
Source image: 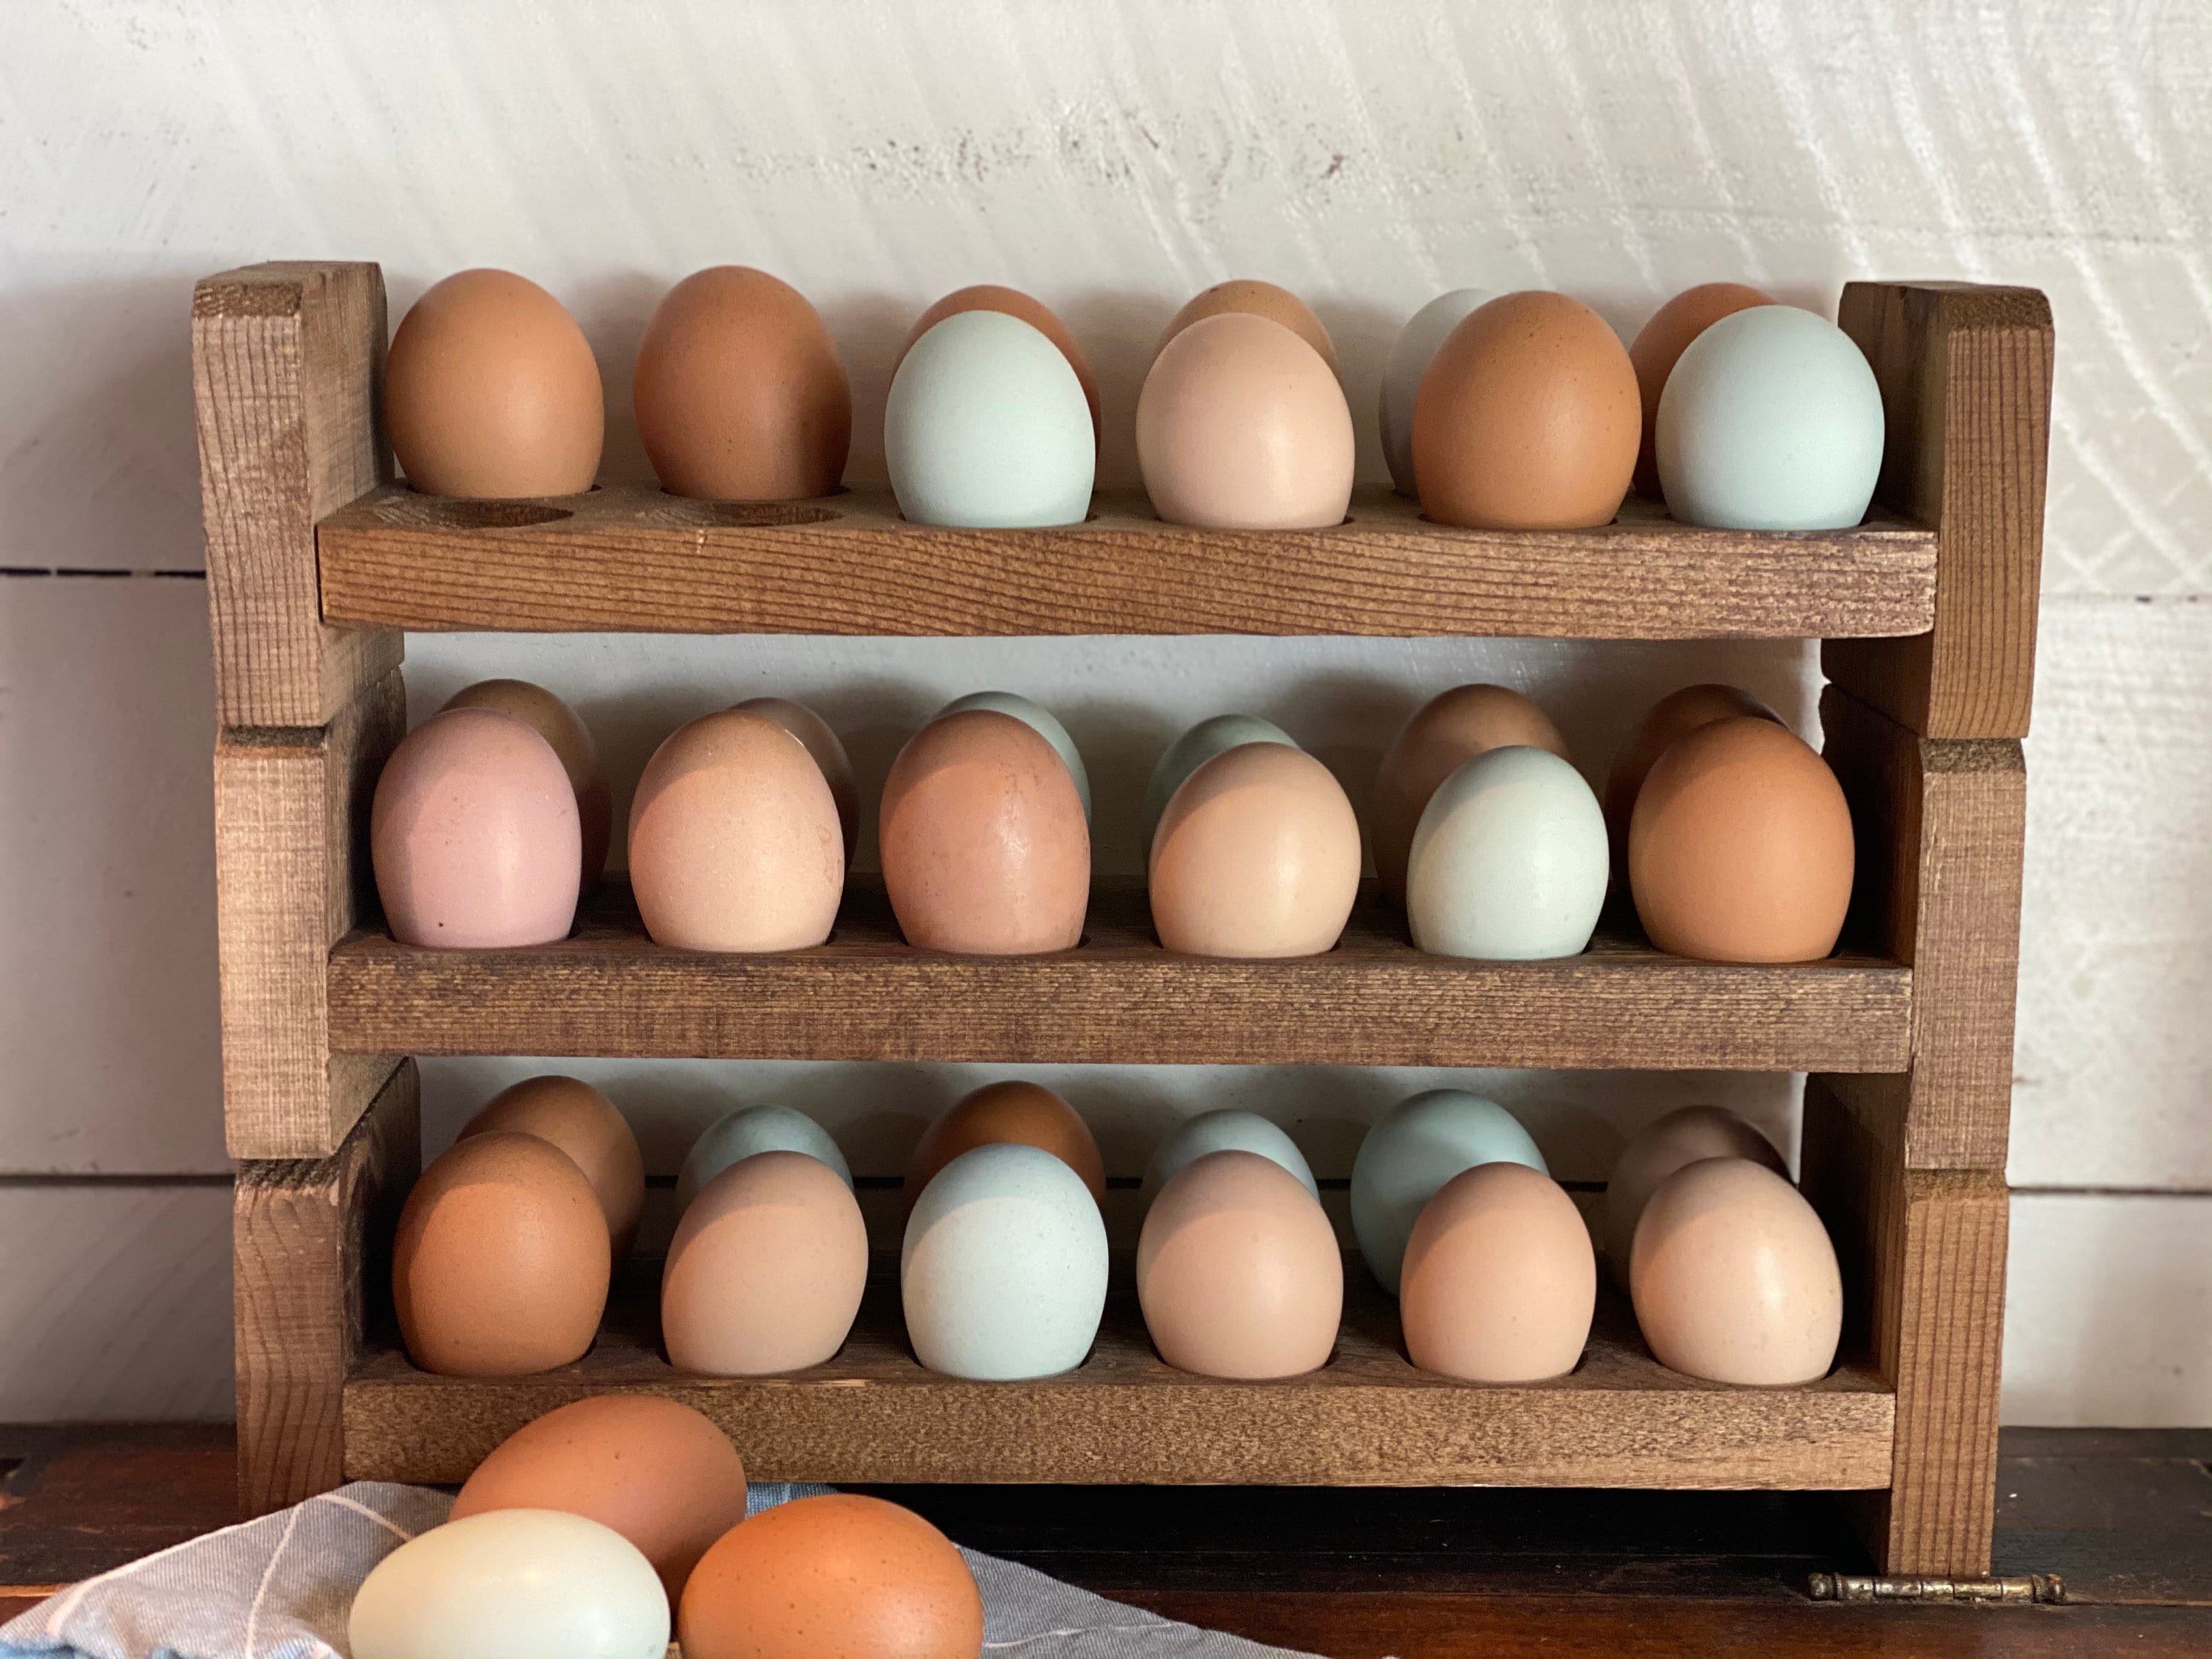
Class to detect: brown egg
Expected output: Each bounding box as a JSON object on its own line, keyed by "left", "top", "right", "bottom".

{"left": 451, "top": 1395, "right": 748, "bottom": 1605}
{"left": 1412, "top": 291, "right": 1640, "bottom": 529}
{"left": 731, "top": 696, "right": 858, "bottom": 862}
{"left": 1150, "top": 742, "right": 1360, "bottom": 959}
{"left": 880, "top": 710, "right": 1089, "bottom": 955}
{"left": 1136, "top": 313, "right": 1354, "bottom": 529}
{"left": 1138, "top": 1150, "right": 1341, "bottom": 1379}
{"left": 634, "top": 266, "right": 849, "bottom": 501}
{"left": 370, "top": 708, "right": 581, "bottom": 950}
{"left": 678, "top": 1493, "right": 982, "bottom": 1659}
{"left": 1630, "top": 717, "right": 1854, "bottom": 962}
{"left": 1629, "top": 283, "right": 1774, "bottom": 495}
{"left": 392, "top": 1131, "right": 608, "bottom": 1377}
{"left": 442, "top": 680, "right": 610, "bottom": 886}
{"left": 1601, "top": 684, "right": 1778, "bottom": 888}
{"left": 664, "top": 1150, "right": 868, "bottom": 1374}
{"left": 628, "top": 709, "right": 844, "bottom": 952}
{"left": 1371, "top": 685, "right": 1570, "bottom": 906}
{"left": 1401, "top": 1161, "right": 1596, "bottom": 1382}
{"left": 1602, "top": 1105, "right": 1786, "bottom": 1289}
{"left": 458, "top": 1075, "right": 644, "bottom": 1262}
{"left": 386, "top": 269, "right": 602, "bottom": 498}
{"left": 1156, "top": 279, "right": 1338, "bottom": 376}
{"left": 902, "top": 286, "right": 1099, "bottom": 446}
{"left": 1630, "top": 1155, "right": 1843, "bottom": 1385}
{"left": 905, "top": 1080, "right": 1105, "bottom": 1206}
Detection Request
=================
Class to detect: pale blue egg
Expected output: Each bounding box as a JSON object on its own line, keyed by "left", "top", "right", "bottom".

{"left": 1141, "top": 1108, "right": 1318, "bottom": 1202}
{"left": 1380, "top": 288, "right": 1491, "bottom": 495}
{"left": 1144, "top": 714, "right": 1296, "bottom": 847}
{"left": 937, "top": 690, "right": 1090, "bottom": 818}
{"left": 1350, "top": 1091, "right": 1547, "bottom": 1294}
{"left": 1408, "top": 746, "right": 1608, "bottom": 960}
{"left": 675, "top": 1105, "right": 851, "bottom": 1213}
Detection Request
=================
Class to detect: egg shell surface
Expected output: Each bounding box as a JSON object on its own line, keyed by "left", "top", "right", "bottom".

{"left": 937, "top": 690, "right": 1091, "bottom": 819}
{"left": 1380, "top": 288, "right": 1491, "bottom": 495}
{"left": 902, "top": 285, "right": 1099, "bottom": 445}
{"left": 1400, "top": 1161, "right": 1596, "bottom": 1382}
{"left": 1601, "top": 684, "right": 1778, "bottom": 888}
{"left": 677, "top": 1104, "right": 852, "bottom": 1211}
{"left": 905, "top": 1079, "right": 1105, "bottom": 1206}
{"left": 730, "top": 696, "right": 858, "bottom": 860}
{"left": 1627, "top": 282, "right": 1774, "bottom": 494}
{"left": 1407, "top": 745, "right": 1609, "bottom": 961}
{"left": 442, "top": 679, "right": 610, "bottom": 886}
{"left": 1602, "top": 1105, "right": 1786, "bottom": 1289}
{"left": 1372, "top": 684, "right": 1570, "bottom": 907}
{"left": 1143, "top": 714, "right": 1297, "bottom": 848}
{"left": 1350, "top": 1090, "right": 1547, "bottom": 1295}
{"left": 1141, "top": 1108, "right": 1318, "bottom": 1201}
{"left": 1155, "top": 278, "right": 1338, "bottom": 375}
{"left": 459, "top": 1074, "right": 644, "bottom": 1261}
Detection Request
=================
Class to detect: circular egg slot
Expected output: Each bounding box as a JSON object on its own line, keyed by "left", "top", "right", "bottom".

{"left": 375, "top": 495, "right": 575, "bottom": 529}
{"left": 641, "top": 495, "right": 842, "bottom": 529}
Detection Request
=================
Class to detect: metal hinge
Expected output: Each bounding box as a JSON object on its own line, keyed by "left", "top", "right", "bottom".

{"left": 1809, "top": 1572, "right": 2067, "bottom": 1604}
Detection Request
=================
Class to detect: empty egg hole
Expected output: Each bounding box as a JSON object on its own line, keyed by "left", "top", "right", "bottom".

{"left": 375, "top": 495, "right": 575, "bottom": 529}
{"left": 642, "top": 493, "right": 842, "bottom": 529}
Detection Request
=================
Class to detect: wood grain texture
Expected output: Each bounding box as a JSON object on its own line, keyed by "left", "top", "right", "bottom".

{"left": 193, "top": 262, "right": 400, "bottom": 727}
{"left": 232, "top": 1062, "right": 419, "bottom": 1516}
{"left": 1826, "top": 282, "right": 2053, "bottom": 740}
{"left": 326, "top": 877, "right": 1911, "bottom": 1073}
{"left": 316, "top": 484, "right": 1937, "bottom": 640}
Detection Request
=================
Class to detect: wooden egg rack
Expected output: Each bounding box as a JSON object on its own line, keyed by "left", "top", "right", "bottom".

{"left": 200, "top": 263, "right": 2050, "bottom": 1579}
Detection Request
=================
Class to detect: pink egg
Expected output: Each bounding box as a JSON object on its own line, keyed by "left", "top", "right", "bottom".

{"left": 1399, "top": 1161, "right": 1595, "bottom": 1382}
{"left": 1150, "top": 743, "right": 1360, "bottom": 958}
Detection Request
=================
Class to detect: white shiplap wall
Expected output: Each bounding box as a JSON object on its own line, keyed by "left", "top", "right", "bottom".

{"left": 0, "top": 0, "right": 2205, "bottom": 1425}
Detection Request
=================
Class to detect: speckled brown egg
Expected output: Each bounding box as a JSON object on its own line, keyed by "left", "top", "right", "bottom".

{"left": 1602, "top": 684, "right": 1779, "bottom": 887}
{"left": 1150, "top": 742, "right": 1359, "bottom": 959}
{"left": 1371, "top": 684, "right": 1570, "bottom": 907}
{"left": 1156, "top": 279, "right": 1338, "bottom": 376}
{"left": 1629, "top": 717, "right": 1854, "bottom": 963}
{"left": 879, "top": 710, "right": 1089, "bottom": 955}
{"left": 905, "top": 1080, "right": 1105, "bottom": 1206}
{"left": 1629, "top": 283, "right": 1775, "bottom": 495}
{"left": 392, "top": 1130, "right": 608, "bottom": 1377}
{"left": 386, "top": 269, "right": 602, "bottom": 498}
{"left": 1400, "top": 1160, "right": 1596, "bottom": 1383}
{"left": 902, "top": 286, "right": 1099, "bottom": 446}
{"left": 634, "top": 266, "right": 849, "bottom": 501}
{"left": 450, "top": 1395, "right": 748, "bottom": 1606}
{"left": 1602, "top": 1105, "right": 1786, "bottom": 1289}
{"left": 1412, "top": 291, "right": 1640, "bottom": 529}
{"left": 441, "top": 680, "right": 610, "bottom": 887}
{"left": 731, "top": 696, "right": 858, "bottom": 862}
{"left": 458, "top": 1075, "right": 644, "bottom": 1262}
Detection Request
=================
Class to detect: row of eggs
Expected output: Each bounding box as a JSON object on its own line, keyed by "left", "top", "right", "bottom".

{"left": 394, "top": 1075, "right": 1843, "bottom": 1392}
{"left": 374, "top": 678, "right": 1856, "bottom": 965}
{"left": 389, "top": 267, "right": 1883, "bottom": 532}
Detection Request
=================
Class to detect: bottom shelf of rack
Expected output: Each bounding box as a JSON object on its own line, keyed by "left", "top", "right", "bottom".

{"left": 343, "top": 1260, "right": 1895, "bottom": 1491}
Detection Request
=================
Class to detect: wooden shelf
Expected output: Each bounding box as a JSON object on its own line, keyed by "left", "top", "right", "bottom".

{"left": 326, "top": 879, "right": 1912, "bottom": 1072}
{"left": 316, "top": 484, "right": 1938, "bottom": 640}
{"left": 342, "top": 1259, "right": 1896, "bottom": 1490}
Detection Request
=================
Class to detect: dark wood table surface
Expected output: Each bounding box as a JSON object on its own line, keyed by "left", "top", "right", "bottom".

{"left": 0, "top": 1425, "right": 2204, "bottom": 1655}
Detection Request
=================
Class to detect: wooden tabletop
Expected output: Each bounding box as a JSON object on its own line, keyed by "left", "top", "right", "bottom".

{"left": 0, "top": 1425, "right": 2205, "bottom": 1655}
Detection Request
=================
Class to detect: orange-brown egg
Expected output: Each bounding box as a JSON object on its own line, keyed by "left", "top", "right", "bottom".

{"left": 1601, "top": 684, "right": 1778, "bottom": 887}
{"left": 458, "top": 1075, "right": 644, "bottom": 1262}
{"left": 1601, "top": 1105, "right": 1785, "bottom": 1289}
{"left": 1156, "top": 279, "right": 1338, "bottom": 376}
{"left": 1150, "top": 742, "right": 1359, "bottom": 959}
{"left": 730, "top": 696, "right": 858, "bottom": 862}
{"left": 392, "top": 1131, "right": 608, "bottom": 1377}
{"left": 386, "top": 269, "right": 602, "bottom": 498}
{"left": 880, "top": 709, "right": 1089, "bottom": 955}
{"left": 451, "top": 1396, "right": 748, "bottom": 1605}
{"left": 441, "top": 680, "right": 611, "bottom": 886}
{"left": 1629, "top": 283, "right": 1774, "bottom": 495}
{"left": 1400, "top": 1161, "right": 1596, "bottom": 1382}
{"left": 905, "top": 1080, "right": 1105, "bottom": 1206}
{"left": 901, "top": 286, "right": 1099, "bottom": 447}
{"left": 1371, "top": 685, "right": 1570, "bottom": 906}
{"left": 1412, "top": 291, "right": 1639, "bottom": 529}
{"left": 633, "top": 266, "right": 849, "bottom": 501}
{"left": 678, "top": 1494, "right": 982, "bottom": 1659}
{"left": 1630, "top": 717, "right": 1854, "bottom": 962}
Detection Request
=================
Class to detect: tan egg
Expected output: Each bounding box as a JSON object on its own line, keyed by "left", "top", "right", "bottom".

{"left": 1400, "top": 1161, "right": 1595, "bottom": 1382}
{"left": 1412, "top": 291, "right": 1640, "bottom": 530}
{"left": 1601, "top": 684, "right": 1778, "bottom": 888}
{"left": 370, "top": 708, "right": 581, "bottom": 950}
{"left": 902, "top": 286, "right": 1099, "bottom": 446}
{"left": 1602, "top": 1105, "right": 1785, "bottom": 1290}
{"left": 386, "top": 269, "right": 602, "bottom": 498}
{"left": 1630, "top": 1156, "right": 1843, "bottom": 1385}
{"left": 880, "top": 710, "right": 1089, "bottom": 955}
{"left": 1371, "top": 684, "right": 1570, "bottom": 906}
{"left": 1150, "top": 742, "right": 1359, "bottom": 959}
{"left": 1630, "top": 717, "right": 1854, "bottom": 962}
{"left": 628, "top": 709, "right": 844, "bottom": 952}
{"left": 905, "top": 1080, "right": 1105, "bottom": 1206}
{"left": 663, "top": 1150, "right": 868, "bottom": 1376}
{"left": 1136, "top": 313, "right": 1354, "bottom": 530}
{"left": 392, "top": 1131, "right": 608, "bottom": 1377}
{"left": 459, "top": 1075, "right": 644, "bottom": 1262}
{"left": 442, "top": 680, "right": 611, "bottom": 886}
{"left": 731, "top": 696, "right": 858, "bottom": 862}
{"left": 1157, "top": 279, "right": 1338, "bottom": 376}
{"left": 451, "top": 1395, "right": 748, "bottom": 1605}
{"left": 634, "top": 266, "right": 849, "bottom": 501}
{"left": 1629, "top": 283, "right": 1775, "bottom": 495}
{"left": 1137, "top": 1150, "right": 1341, "bottom": 1380}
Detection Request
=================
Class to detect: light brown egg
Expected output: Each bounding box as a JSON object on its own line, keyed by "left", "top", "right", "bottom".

{"left": 450, "top": 1395, "right": 748, "bottom": 1605}
{"left": 628, "top": 709, "right": 844, "bottom": 952}
{"left": 731, "top": 696, "right": 858, "bottom": 862}
{"left": 902, "top": 286, "right": 1099, "bottom": 446}
{"left": 1400, "top": 1161, "right": 1596, "bottom": 1382}
{"left": 441, "top": 680, "right": 610, "bottom": 887}
{"left": 1630, "top": 1155, "right": 1843, "bottom": 1385}
{"left": 1629, "top": 283, "right": 1775, "bottom": 495}
{"left": 1601, "top": 684, "right": 1778, "bottom": 889}
{"left": 634, "top": 266, "right": 849, "bottom": 501}
{"left": 905, "top": 1080, "right": 1105, "bottom": 1206}
{"left": 1136, "top": 313, "right": 1354, "bottom": 529}
{"left": 880, "top": 710, "right": 1089, "bottom": 955}
{"left": 370, "top": 708, "right": 581, "bottom": 950}
{"left": 1156, "top": 279, "right": 1338, "bottom": 376}
{"left": 1602, "top": 1105, "right": 1786, "bottom": 1289}
{"left": 458, "top": 1075, "right": 644, "bottom": 1262}
{"left": 1412, "top": 291, "right": 1640, "bottom": 530}
{"left": 1371, "top": 685, "right": 1570, "bottom": 907}
{"left": 386, "top": 269, "right": 602, "bottom": 498}
{"left": 678, "top": 1494, "right": 983, "bottom": 1659}
{"left": 1150, "top": 742, "right": 1360, "bottom": 959}
{"left": 1630, "top": 717, "right": 1854, "bottom": 962}
{"left": 392, "top": 1131, "right": 608, "bottom": 1377}
{"left": 1137, "top": 1150, "right": 1341, "bottom": 1379}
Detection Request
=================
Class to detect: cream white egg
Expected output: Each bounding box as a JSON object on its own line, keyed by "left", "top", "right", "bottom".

{"left": 1381, "top": 288, "right": 1490, "bottom": 495}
